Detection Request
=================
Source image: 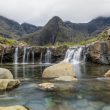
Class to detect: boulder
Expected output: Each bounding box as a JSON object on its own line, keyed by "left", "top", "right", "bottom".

{"left": 42, "top": 62, "right": 76, "bottom": 78}
{"left": 37, "top": 82, "right": 77, "bottom": 91}
{"left": 104, "top": 70, "right": 110, "bottom": 77}
{"left": 0, "top": 79, "right": 20, "bottom": 91}
{"left": 37, "top": 83, "right": 55, "bottom": 91}
{"left": 0, "top": 68, "right": 13, "bottom": 79}
{"left": 0, "top": 105, "right": 28, "bottom": 110}
{"left": 54, "top": 76, "right": 77, "bottom": 81}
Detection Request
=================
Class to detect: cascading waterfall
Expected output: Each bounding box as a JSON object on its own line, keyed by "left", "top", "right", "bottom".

{"left": 45, "top": 48, "right": 52, "bottom": 64}
{"left": 22, "top": 47, "right": 26, "bottom": 64}
{"left": 64, "top": 46, "right": 86, "bottom": 64}
{"left": 39, "top": 53, "right": 43, "bottom": 64}
{"left": 22, "top": 47, "right": 35, "bottom": 64}
{"left": 32, "top": 51, "right": 35, "bottom": 64}
{"left": 26, "top": 48, "right": 31, "bottom": 64}
{"left": 14, "top": 47, "right": 18, "bottom": 64}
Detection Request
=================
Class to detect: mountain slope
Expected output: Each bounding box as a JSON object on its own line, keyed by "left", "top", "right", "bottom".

{"left": 21, "top": 16, "right": 85, "bottom": 45}
{"left": 0, "top": 16, "right": 40, "bottom": 39}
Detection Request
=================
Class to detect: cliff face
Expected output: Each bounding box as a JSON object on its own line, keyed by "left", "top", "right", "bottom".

{"left": 87, "top": 40, "right": 110, "bottom": 64}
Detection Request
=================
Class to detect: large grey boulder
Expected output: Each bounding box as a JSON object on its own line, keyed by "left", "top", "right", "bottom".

{"left": 0, "top": 68, "right": 13, "bottom": 79}
{"left": 42, "top": 62, "right": 76, "bottom": 78}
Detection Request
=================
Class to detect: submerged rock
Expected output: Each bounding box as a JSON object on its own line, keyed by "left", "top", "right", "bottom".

{"left": 42, "top": 62, "right": 76, "bottom": 78}
{"left": 104, "top": 70, "right": 110, "bottom": 77}
{"left": 54, "top": 76, "right": 77, "bottom": 81}
{"left": 0, "top": 68, "right": 13, "bottom": 79}
{"left": 37, "top": 81, "right": 77, "bottom": 91}
{"left": 0, "top": 105, "right": 28, "bottom": 110}
{"left": 37, "top": 83, "right": 55, "bottom": 91}
{"left": 0, "top": 79, "right": 20, "bottom": 91}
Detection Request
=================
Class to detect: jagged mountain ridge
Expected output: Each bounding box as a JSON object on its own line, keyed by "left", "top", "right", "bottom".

{"left": 22, "top": 16, "right": 110, "bottom": 45}
{"left": 0, "top": 15, "right": 110, "bottom": 45}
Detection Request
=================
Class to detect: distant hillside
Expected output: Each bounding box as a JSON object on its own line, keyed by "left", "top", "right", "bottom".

{"left": 1, "top": 15, "right": 110, "bottom": 45}
{"left": 0, "top": 16, "right": 41, "bottom": 39}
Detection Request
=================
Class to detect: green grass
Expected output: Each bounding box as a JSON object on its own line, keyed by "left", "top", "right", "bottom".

{"left": 0, "top": 36, "right": 27, "bottom": 46}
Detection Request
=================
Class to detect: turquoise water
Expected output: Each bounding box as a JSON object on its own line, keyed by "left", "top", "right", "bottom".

{"left": 0, "top": 63, "right": 110, "bottom": 110}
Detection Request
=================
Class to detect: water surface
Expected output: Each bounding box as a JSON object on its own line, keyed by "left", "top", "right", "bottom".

{"left": 0, "top": 63, "right": 110, "bottom": 110}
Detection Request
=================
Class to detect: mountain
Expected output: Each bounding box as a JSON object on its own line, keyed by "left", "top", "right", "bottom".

{"left": 1, "top": 15, "right": 110, "bottom": 45}
{"left": 21, "top": 16, "right": 110, "bottom": 45}
{"left": 21, "top": 16, "right": 85, "bottom": 45}
{"left": 0, "top": 16, "right": 40, "bottom": 39}
{"left": 21, "top": 23, "right": 41, "bottom": 34}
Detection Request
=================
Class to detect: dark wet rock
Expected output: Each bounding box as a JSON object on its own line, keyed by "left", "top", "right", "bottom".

{"left": 87, "top": 40, "right": 110, "bottom": 64}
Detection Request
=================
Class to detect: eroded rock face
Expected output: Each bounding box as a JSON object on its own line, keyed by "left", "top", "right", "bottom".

{"left": 0, "top": 79, "right": 20, "bottom": 91}
{"left": 42, "top": 62, "right": 76, "bottom": 78}
{"left": 0, "top": 68, "right": 13, "bottom": 79}
{"left": 87, "top": 40, "right": 110, "bottom": 64}
{"left": 0, "top": 105, "right": 28, "bottom": 110}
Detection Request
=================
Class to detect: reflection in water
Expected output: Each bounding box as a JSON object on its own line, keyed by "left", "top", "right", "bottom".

{"left": 74, "top": 63, "right": 86, "bottom": 78}
{"left": 1, "top": 63, "right": 110, "bottom": 110}
{"left": 14, "top": 64, "right": 18, "bottom": 79}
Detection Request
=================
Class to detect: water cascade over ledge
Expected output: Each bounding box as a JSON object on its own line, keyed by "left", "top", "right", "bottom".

{"left": 64, "top": 46, "right": 87, "bottom": 64}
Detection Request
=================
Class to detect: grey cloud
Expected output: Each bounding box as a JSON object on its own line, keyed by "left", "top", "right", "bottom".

{"left": 0, "top": 0, "right": 110, "bottom": 26}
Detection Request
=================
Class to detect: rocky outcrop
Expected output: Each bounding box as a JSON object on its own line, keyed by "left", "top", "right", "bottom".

{"left": 0, "top": 105, "right": 28, "bottom": 110}
{"left": 87, "top": 40, "right": 110, "bottom": 64}
{"left": 104, "top": 70, "right": 110, "bottom": 77}
{"left": 0, "top": 45, "right": 67, "bottom": 63}
{"left": 0, "top": 68, "right": 13, "bottom": 79}
{"left": 0, "top": 79, "right": 20, "bottom": 91}
{"left": 42, "top": 62, "right": 76, "bottom": 78}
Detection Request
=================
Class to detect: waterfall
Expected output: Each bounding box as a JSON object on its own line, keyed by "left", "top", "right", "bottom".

{"left": 22, "top": 47, "right": 35, "bottom": 64}
{"left": 14, "top": 47, "right": 18, "bottom": 64}
{"left": 39, "top": 53, "right": 43, "bottom": 64}
{"left": 45, "top": 48, "right": 52, "bottom": 64}
{"left": 64, "top": 46, "right": 86, "bottom": 64}
{"left": 32, "top": 51, "right": 35, "bottom": 64}
{"left": 26, "top": 49, "right": 30, "bottom": 64}
{"left": 22, "top": 47, "right": 26, "bottom": 64}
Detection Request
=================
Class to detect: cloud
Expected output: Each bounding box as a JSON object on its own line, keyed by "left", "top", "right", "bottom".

{"left": 0, "top": 0, "right": 110, "bottom": 26}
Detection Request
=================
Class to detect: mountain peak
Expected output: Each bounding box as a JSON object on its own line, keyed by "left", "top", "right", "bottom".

{"left": 46, "top": 16, "right": 63, "bottom": 25}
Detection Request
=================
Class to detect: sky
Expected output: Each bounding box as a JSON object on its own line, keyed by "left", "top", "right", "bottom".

{"left": 0, "top": 0, "right": 110, "bottom": 26}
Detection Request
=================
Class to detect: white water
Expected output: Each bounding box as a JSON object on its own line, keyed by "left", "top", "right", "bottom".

{"left": 45, "top": 48, "right": 52, "bottom": 64}
{"left": 22, "top": 47, "right": 26, "bottom": 64}
{"left": 22, "top": 47, "right": 35, "bottom": 64}
{"left": 64, "top": 46, "right": 86, "bottom": 64}
{"left": 32, "top": 51, "right": 35, "bottom": 64}
{"left": 14, "top": 47, "right": 18, "bottom": 64}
